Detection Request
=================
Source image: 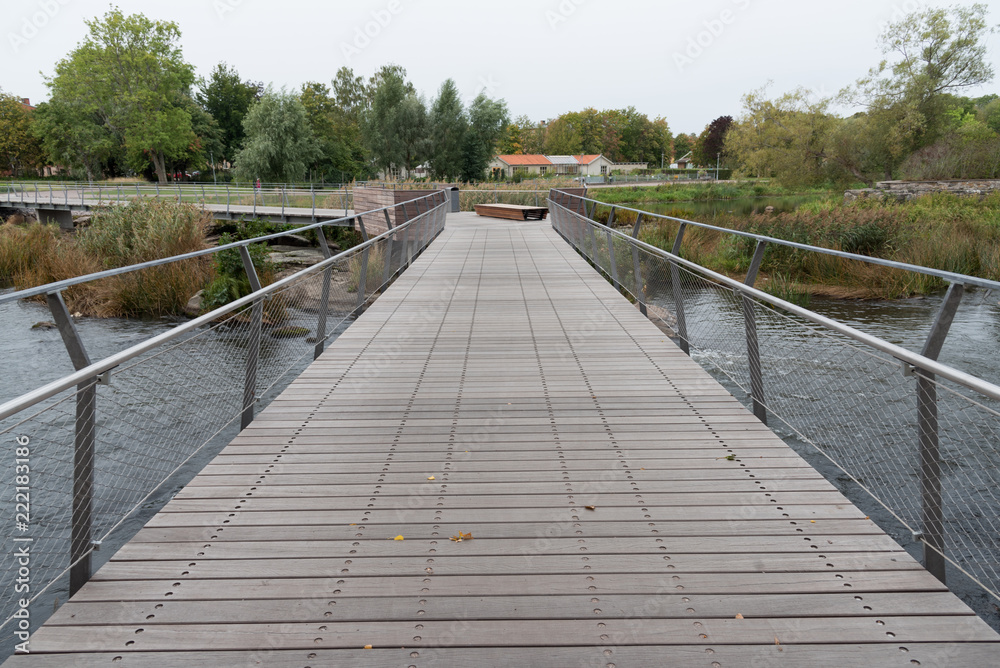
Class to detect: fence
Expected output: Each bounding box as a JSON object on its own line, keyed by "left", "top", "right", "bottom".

{"left": 0, "top": 190, "right": 448, "bottom": 639}
{"left": 548, "top": 190, "right": 1000, "bottom": 610}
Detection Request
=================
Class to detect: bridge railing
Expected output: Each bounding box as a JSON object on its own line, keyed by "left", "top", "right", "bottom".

{"left": 1, "top": 181, "right": 354, "bottom": 219}
{"left": 0, "top": 190, "right": 448, "bottom": 638}
{"left": 548, "top": 190, "right": 1000, "bottom": 611}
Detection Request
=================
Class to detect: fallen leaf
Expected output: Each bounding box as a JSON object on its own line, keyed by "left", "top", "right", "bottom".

{"left": 427, "top": 476, "right": 435, "bottom": 480}
{"left": 394, "top": 535, "right": 404, "bottom": 541}
{"left": 735, "top": 613, "right": 744, "bottom": 619}
{"left": 584, "top": 505, "right": 596, "bottom": 511}
{"left": 775, "top": 636, "right": 781, "bottom": 646}
{"left": 364, "top": 644, "right": 373, "bottom": 650}
{"left": 450, "top": 530, "right": 474, "bottom": 542}
{"left": 810, "top": 520, "right": 816, "bottom": 523}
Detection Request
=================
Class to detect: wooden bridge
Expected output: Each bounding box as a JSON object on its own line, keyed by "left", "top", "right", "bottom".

{"left": 7, "top": 212, "right": 1000, "bottom": 666}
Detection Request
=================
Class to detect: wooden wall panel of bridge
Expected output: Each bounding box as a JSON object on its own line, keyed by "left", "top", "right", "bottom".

{"left": 8, "top": 212, "right": 999, "bottom": 666}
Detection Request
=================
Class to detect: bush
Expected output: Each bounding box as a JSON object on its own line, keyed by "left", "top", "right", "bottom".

{"left": 1, "top": 200, "right": 213, "bottom": 317}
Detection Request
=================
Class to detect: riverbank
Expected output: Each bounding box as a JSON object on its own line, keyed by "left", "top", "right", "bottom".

{"left": 630, "top": 192, "right": 1000, "bottom": 300}
{"left": 589, "top": 181, "right": 836, "bottom": 205}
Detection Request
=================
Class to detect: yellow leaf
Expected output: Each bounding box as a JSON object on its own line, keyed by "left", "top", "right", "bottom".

{"left": 364, "top": 644, "right": 373, "bottom": 649}
{"left": 810, "top": 520, "right": 816, "bottom": 523}
{"left": 735, "top": 613, "right": 744, "bottom": 619}
{"left": 394, "top": 535, "right": 404, "bottom": 541}
{"left": 427, "top": 476, "right": 435, "bottom": 480}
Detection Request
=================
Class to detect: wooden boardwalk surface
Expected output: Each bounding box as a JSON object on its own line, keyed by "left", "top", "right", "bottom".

{"left": 8, "top": 212, "right": 1000, "bottom": 666}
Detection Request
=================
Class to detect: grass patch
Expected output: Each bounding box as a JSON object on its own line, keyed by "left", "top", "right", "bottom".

{"left": 635, "top": 193, "right": 1000, "bottom": 299}
{"left": 591, "top": 182, "right": 835, "bottom": 205}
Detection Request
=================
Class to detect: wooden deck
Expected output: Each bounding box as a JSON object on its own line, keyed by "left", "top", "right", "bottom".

{"left": 474, "top": 203, "right": 548, "bottom": 220}
{"left": 8, "top": 212, "right": 1000, "bottom": 666}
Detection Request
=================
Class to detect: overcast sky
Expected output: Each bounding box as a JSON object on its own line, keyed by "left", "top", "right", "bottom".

{"left": 3, "top": 0, "right": 999, "bottom": 134}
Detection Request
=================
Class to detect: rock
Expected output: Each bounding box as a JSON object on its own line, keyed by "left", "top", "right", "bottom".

{"left": 271, "top": 233, "right": 311, "bottom": 247}
{"left": 268, "top": 248, "right": 326, "bottom": 270}
{"left": 271, "top": 326, "right": 311, "bottom": 339}
{"left": 184, "top": 290, "right": 203, "bottom": 318}
{"left": 31, "top": 321, "right": 57, "bottom": 330}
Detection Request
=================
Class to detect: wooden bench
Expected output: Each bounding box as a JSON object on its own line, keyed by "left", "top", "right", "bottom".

{"left": 473, "top": 203, "right": 549, "bottom": 220}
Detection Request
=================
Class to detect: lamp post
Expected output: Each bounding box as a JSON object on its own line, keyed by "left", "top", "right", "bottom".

{"left": 716, "top": 153, "right": 720, "bottom": 181}
{"left": 210, "top": 150, "right": 217, "bottom": 185}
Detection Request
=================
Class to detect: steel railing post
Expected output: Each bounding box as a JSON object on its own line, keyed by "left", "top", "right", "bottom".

{"left": 382, "top": 209, "right": 395, "bottom": 287}
{"left": 46, "top": 292, "right": 95, "bottom": 596}
{"left": 311, "top": 185, "right": 316, "bottom": 221}
{"left": 742, "top": 240, "right": 769, "bottom": 424}
{"left": 670, "top": 223, "right": 690, "bottom": 355}
{"left": 355, "top": 219, "right": 370, "bottom": 313}
{"left": 238, "top": 246, "right": 263, "bottom": 429}
{"left": 313, "top": 227, "right": 334, "bottom": 360}
{"left": 281, "top": 185, "right": 285, "bottom": 219}
{"left": 916, "top": 282, "right": 964, "bottom": 584}
{"left": 631, "top": 213, "right": 647, "bottom": 316}
{"left": 226, "top": 185, "right": 231, "bottom": 219}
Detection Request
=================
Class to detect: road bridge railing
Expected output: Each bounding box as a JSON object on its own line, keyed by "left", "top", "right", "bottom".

{"left": 549, "top": 190, "right": 1000, "bottom": 614}
{"left": 0, "top": 190, "right": 448, "bottom": 639}
{"left": 1, "top": 181, "right": 354, "bottom": 220}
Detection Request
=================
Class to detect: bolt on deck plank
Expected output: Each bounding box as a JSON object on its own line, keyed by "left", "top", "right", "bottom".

{"left": 7, "top": 212, "right": 999, "bottom": 667}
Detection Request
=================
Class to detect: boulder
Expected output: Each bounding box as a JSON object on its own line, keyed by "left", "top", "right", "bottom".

{"left": 184, "top": 290, "right": 204, "bottom": 318}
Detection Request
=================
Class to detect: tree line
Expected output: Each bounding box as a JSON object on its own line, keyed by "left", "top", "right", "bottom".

{"left": 723, "top": 4, "right": 999, "bottom": 186}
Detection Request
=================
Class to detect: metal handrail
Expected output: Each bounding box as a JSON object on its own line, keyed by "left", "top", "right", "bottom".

{"left": 553, "top": 191, "right": 1000, "bottom": 293}
{"left": 0, "top": 196, "right": 447, "bottom": 422}
{"left": 548, "top": 197, "right": 1000, "bottom": 403}
{"left": 0, "top": 191, "right": 441, "bottom": 305}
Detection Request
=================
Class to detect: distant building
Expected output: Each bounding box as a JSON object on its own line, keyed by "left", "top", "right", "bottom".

{"left": 489, "top": 154, "right": 647, "bottom": 178}
{"left": 20, "top": 98, "right": 35, "bottom": 110}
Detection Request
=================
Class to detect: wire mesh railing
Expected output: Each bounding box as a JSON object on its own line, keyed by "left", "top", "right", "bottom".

{"left": 549, "top": 191, "right": 1000, "bottom": 614}
{"left": 0, "top": 190, "right": 448, "bottom": 642}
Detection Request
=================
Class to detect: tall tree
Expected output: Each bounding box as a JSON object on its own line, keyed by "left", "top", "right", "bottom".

{"left": 429, "top": 79, "right": 467, "bottom": 180}
{"left": 543, "top": 116, "right": 583, "bottom": 155}
{"left": 692, "top": 115, "right": 734, "bottom": 167}
{"left": 44, "top": 8, "right": 196, "bottom": 183}
{"left": 462, "top": 93, "right": 509, "bottom": 182}
{"left": 234, "top": 89, "right": 318, "bottom": 183}
{"left": 840, "top": 3, "right": 997, "bottom": 178}
{"left": 196, "top": 63, "right": 262, "bottom": 165}
{"left": 33, "top": 98, "right": 116, "bottom": 180}
{"left": 0, "top": 94, "right": 44, "bottom": 177}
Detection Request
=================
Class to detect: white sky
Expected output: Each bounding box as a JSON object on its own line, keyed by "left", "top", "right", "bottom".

{"left": 3, "top": 0, "right": 999, "bottom": 134}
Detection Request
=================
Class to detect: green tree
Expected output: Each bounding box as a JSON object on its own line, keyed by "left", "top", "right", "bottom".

{"left": 841, "top": 3, "right": 996, "bottom": 178}
{"left": 0, "top": 94, "right": 44, "bottom": 177}
{"left": 461, "top": 93, "right": 509, "bottom": 182}
{"left": 196, "top": 62, "right": 262, "bottom": 165}
{"left": 33, "top": 98, "right": 117, "bottom": 180}
{"left": 234, "top": 89, "right": 318, "bottom": 183}
{"left": 672, "top": 133, "right": 695, "bottom": 161}
{"left": 544, "top": 116, "right": 583, "bottom": 155}
{"left": 429, "top": 79, "right": 467, "bottom": 180}
{"left": 300, "top": 81, "right": 356, "bottom": 181}
{"left": 44, "top": 8, "right": 196, "bottom": 182}
{"left": 361, "top": 65, "right": 429, "bottom": 178}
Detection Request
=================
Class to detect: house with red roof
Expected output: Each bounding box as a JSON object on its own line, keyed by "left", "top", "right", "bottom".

{"left": 489, "top": 154, "right": 644, "bottom": 178}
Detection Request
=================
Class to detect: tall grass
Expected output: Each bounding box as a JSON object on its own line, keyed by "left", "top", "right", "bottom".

{"left": 593, "top": 182, "right": 833, "bottom": 205}
{"left": 347, "top": 246, "right": 385, "bottom": 293}
{"left": 636, "top": 193, "right": 1000, "bottom": 299}
{"left": 1, "top": 199, "right": 213, "bottom": 317}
